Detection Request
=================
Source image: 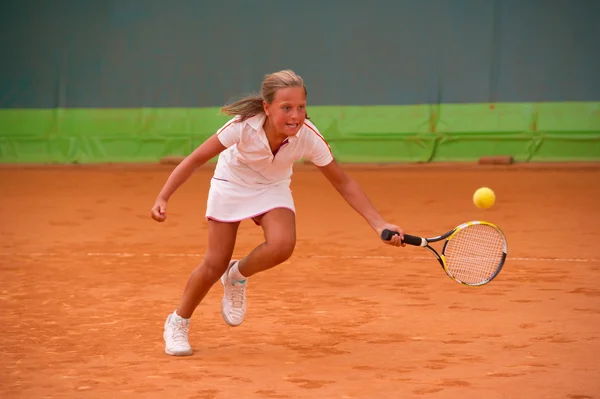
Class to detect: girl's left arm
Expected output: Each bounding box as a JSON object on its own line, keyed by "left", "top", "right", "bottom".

{"left": 317, "top": 160, "right": 405, "bottom": 246}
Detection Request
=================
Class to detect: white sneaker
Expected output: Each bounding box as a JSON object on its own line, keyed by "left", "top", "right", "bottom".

{"left": 221, "top": 260, "right": 247, "bottom": 327}
{"left": 163, "top": 313, "right": 193, "bottom": 356}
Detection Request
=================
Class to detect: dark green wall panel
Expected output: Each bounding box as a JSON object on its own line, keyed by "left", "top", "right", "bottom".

{"left": 1, "top": 0, "right": 599, "bottom": 108}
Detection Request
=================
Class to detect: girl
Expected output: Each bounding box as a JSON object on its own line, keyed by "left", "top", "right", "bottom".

{"left": 151, "top": 70, "right": 405, "bottom": 356}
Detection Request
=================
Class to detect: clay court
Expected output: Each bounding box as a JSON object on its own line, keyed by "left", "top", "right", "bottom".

{"left": 1, "top": 163, "right": 599, "bottom": 399}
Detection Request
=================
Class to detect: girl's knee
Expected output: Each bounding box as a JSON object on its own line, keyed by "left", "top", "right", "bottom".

{"left": 268, "top": 236, "right": 296, "bottom": 263}
{"left": 199, "top": 255, "right": 230, "bottom": 282}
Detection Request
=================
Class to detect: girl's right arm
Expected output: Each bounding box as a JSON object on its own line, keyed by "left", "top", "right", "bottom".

{"left": 151, "top": 135, "right": 227, "bottom": 222}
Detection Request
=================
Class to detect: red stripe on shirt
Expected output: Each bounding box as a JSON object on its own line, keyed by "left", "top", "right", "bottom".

{"left": 303, "top": 122, "right": 333, "bottom": 155}
{"left": 216, "top": 120, "right": 237, "bottom": 135}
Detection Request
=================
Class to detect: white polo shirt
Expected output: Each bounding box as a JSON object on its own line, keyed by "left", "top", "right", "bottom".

{"left": 213, "top": 113, "right": 334, "bottom": 188}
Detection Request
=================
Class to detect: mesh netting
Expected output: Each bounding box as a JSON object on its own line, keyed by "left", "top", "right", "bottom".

{"left": 443, "top": 224, "right": 506, "bottom": 285}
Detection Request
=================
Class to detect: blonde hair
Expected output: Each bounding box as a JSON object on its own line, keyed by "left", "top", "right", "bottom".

{"left": 220, "top": 69, "right": 309, "bottom": 121}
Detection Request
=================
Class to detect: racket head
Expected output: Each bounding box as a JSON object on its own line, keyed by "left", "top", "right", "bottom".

{"left": 440, "top": 221, "right": 507, "bottom": 286}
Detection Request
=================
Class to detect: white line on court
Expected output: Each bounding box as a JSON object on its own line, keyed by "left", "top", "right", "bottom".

{"left": 1, "top": 252, "right": 598, "bottom": 262}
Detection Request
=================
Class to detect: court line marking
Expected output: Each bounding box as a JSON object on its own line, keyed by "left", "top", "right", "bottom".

{"left": 1, "top": 252, "right": 598, "bottom": 262}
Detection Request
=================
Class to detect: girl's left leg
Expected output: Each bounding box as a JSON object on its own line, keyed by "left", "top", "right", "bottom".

{"left": 240, "top": 207, "right": 297, "bottom": 277}
{"left": 221, "top": 207, "right": 296, "bottom": 326}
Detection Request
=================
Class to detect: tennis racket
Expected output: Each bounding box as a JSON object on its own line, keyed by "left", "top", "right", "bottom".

{"left": 382, "top": 221, "right": 507, "bottom": 286}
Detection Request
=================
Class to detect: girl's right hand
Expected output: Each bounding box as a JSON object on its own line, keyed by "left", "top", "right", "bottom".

{"left": 151, "top": 198, "right": 168, "bottom": 222}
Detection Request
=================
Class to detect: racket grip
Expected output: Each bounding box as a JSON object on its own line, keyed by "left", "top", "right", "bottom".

{"left": 381, "top": 229, "right": 424, "bottom": 246}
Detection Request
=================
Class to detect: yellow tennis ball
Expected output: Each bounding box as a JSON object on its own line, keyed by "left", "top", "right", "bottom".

{"left": 473, "top": 187, "right": 496, "bottom": 209}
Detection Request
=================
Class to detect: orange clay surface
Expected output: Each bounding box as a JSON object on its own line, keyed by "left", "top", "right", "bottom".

{"left": 1, "top": 163, "right": 600, "bottom": 399}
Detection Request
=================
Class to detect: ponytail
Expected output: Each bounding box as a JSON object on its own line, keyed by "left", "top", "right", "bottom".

{"left": 220, "top": 94, "right": 263, "bottom": 121}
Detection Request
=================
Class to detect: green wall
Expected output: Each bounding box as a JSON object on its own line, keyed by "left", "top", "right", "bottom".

{"left": 1, "top": 103, "right": 598, "bottom": 163}
{"left": 1, "top": 0, "right": 599, "bottom": 163}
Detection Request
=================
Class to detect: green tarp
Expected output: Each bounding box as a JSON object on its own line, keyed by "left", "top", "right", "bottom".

{"left": 1, "top": 103, "right": 599, "bottom": 163}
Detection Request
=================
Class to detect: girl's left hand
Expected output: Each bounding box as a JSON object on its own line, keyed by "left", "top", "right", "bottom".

{"left": 151, "top": 198, "right": 168, "bottom": 222}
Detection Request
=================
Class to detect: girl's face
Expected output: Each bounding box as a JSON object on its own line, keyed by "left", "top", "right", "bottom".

{"left": 263, "top": 87, "right": 306, "bottom": 137}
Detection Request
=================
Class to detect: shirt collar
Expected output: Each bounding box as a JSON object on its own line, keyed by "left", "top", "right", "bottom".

{"left": 246, "top": 113, "right": 265, "bottom": 131}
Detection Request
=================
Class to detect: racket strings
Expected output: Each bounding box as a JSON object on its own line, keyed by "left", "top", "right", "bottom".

{"left": 443, "top": 224, "right": 505, "bottom": 285}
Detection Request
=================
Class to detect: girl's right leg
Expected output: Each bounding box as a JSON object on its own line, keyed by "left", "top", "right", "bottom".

{"left": 176, "top": 219, "right": 240, "bottom": 318}
{"left": 163, "top": 219, "right": 240, "bottom": 356}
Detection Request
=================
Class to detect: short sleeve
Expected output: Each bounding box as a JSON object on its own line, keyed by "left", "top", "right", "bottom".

{"left": 304, "top": 122, "right": 334, "bottom": 167}
{"left": 216, "top": 118, "right": 241, "bottom": 148}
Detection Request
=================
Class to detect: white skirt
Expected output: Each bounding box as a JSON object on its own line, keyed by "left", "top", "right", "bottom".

{"left": 205, "top": 177, "right": 295, "bottom": 224}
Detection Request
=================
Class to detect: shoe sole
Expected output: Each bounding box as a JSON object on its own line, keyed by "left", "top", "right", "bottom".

{"left": 221, "top": 306, "right": 243, "bottom": 327}
{"left": 164, "top": 347, "right": 193, "bottom": 356}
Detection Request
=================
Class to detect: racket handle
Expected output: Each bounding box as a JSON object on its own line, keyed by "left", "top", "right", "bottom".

{"left": 381, "top": 229, "right": 424, "bottom": 246}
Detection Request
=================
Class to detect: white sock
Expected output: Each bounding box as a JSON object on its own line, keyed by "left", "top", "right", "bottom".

{"left": 228, "top": 261, "right": 247, "bottom": 283}
{"left": 173, "top": 310, "right": 189, "bottom": 322}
